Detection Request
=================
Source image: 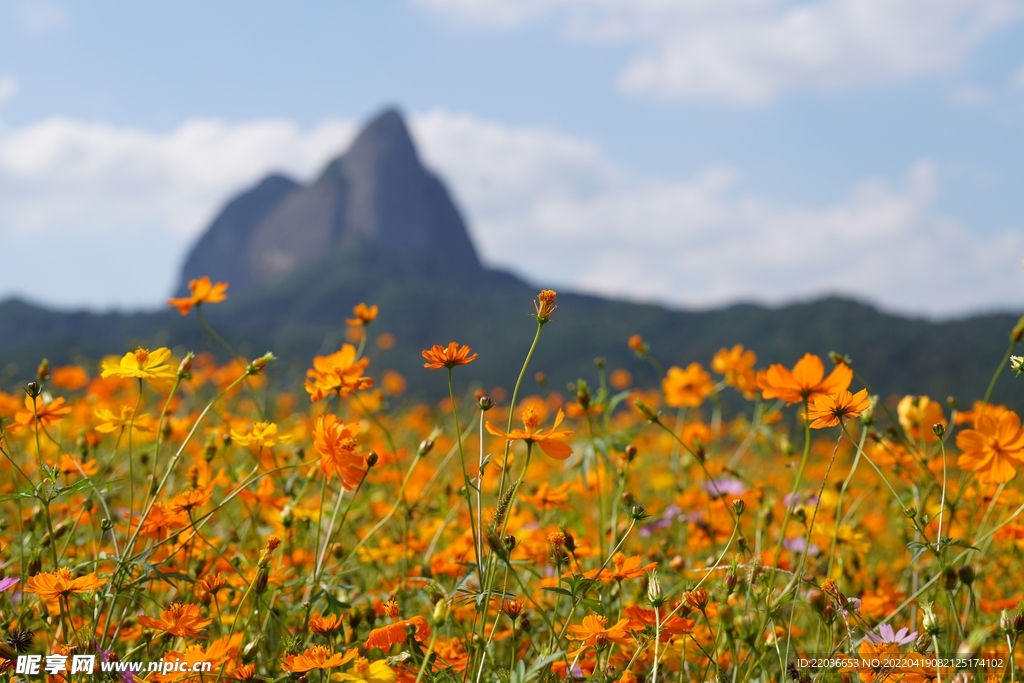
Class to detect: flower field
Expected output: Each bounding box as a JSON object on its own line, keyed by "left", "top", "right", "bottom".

{"left": 3, "top": 280, "right": 1024, "bottom": 683}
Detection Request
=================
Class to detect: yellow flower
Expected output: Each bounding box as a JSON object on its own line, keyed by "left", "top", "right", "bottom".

{"left": 231, "top": 421, "right": 290, "bottom": 449}
{"left": 94, "top": 405, "right": 156, "bottom": 435}
{"left": 333, "top": 658, "right": 395, "bottom": 683}
{"left": 101, "top": 347, "right": 177, "bottom": 388}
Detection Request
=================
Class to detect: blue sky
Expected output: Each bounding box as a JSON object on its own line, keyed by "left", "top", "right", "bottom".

{"left": 2, "top": 0, "right": 1024, "bottom": 316}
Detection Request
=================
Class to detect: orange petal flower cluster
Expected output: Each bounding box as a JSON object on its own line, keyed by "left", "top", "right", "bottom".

{"left": 486, "top": 406, "right": 574, "bottom": 460}
{"left": 566, "top": 615, "right": 632, "bottom": 655}
{"left": 26, "top": 567, "right": 107, "bottom": 601}
{"left": 897, "top": 395, "right": 947, "bottom": 444}
{"left": 421, "top": 342, "right": 478, "bottom": 369}
{"left": 305, "top": 344, "right": 374, "bottom": 402}
{"left": 313, "top": 414, "right": 367, "bottom": 489}
{"left": 584, "top": 553, "right": 657, "bottom": 583}
{"left": 282, "top": 645, "right": 357, "bottom": 672}
{"left": 167, "top": 276, "right": 228, "bottom": 315}
{"left": 956, "top": 409, "right": 1024, "bottom": 484}
{"left": 807, "top": 389, "right": 871, "bottom": 429}
{"left": 9, "top": 395, "right": 72, "bottom": 434}
{"left": 757, "top": 353, "right": 852, "bottom": 405}
{"left": 137, "top": 603, "right": 213, "bottom": 639}
{"left": 346, "top": 302, "right": 379, "bottom": 326}
{"left": 711, "top": 344, "right": 758, "bottom": 398}
{"left": 365, "top": 616, "right": 431, "bottom": 652}
{"left": 662, "top": 362, "right": 714, "bottom": 408}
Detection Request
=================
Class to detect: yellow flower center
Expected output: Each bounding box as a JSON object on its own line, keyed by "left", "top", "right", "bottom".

{"left": 612, "top": 552, "right": 626, "bottom": 572}
{"left": 522, "top": 406, "right": 541, "bottom": 431}
{"left": 135, "top": 348, "right": 150, "bottom": 366}
{"left": 353, "top": 658, "right": 370, "bottom": 676}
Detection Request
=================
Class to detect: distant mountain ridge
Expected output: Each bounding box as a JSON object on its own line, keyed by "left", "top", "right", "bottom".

{"left": 176, "top": 109, "right": 486, "bottom": 296}
{"left": 0, "top": 106, "right": 1020, "bottom": 408}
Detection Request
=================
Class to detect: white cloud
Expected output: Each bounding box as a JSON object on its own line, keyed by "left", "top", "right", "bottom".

{"left": 0, "top": 117, "right": 356, "bottom": 308}
{"left": 0, "top": 77, "right": 17, "bottom": 110}
{"left": 0, "top": 108, "right": 1020, "bottom": 315}
{"left": 17, "top": 0, "right": 70, "bottom": 34}
{"left": 416, "top": 0, "right": 1024, "bottom": 102}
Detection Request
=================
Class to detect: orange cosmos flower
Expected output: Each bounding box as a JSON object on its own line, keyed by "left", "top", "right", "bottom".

{"left": 520, "top": 482, "right": 572, "bottom": 510}
{"left": 585, "top": 553, "right": 657, "bottom": 583}
{"left": 897, "top": 395, "right": 947, "bottom": 444}
{"left": 137, "top": 603, "right": 213, "bottom": 639}
{"left": 662, "top": 362, "right": 714, "bottom": 408}
{"left": 807, "top": 389, "right": 871, "bottom": 429}
{"left": 757, "top": 353, "right": 852, "bottom": 405}
{"left": 26, "top": 567, "right": 107, "bottom": 601}
{"left": 421, "top": 342, "right": 478, "bottom": 370}
{"left": 622, "top": 606, "right": 694, "bottom": 639}
{"left": 309, "top": 613, "right": 344, "bottom": 635}
{"left": 346, "top": 303, "right": 379, "bottom": 326}
{"left": 101, "top": 347, "right": 177, "bottom": 387}
{"left": 313, "top": 414, "right": 367, "bottom": 489}
{"left": 486, "top": 406, "right": 574, "bottom": 460}
{"left": 956, "top": 410, "right": 1024, "bottom": 485}
{"left": 167, "top": 276, "right": 228, "bottom": 315}
{"left": 282, "top": 645, "right": 357, "bottom": 673}
{"left": 566, "top": 615, "right": 632, "bottom": 655}
{"left": 711, "top": 344, "right": 758, "bottom": 398}
{"left": 365, "top": 616, "right": 431, "bottom": 652}
{"left": 50, "top": 365, "right": 90, "bottom": 391}
{"left": 8, "top": 394, "right": 72, "bottom": 434}
{"left": 169, "top": 487, "right": 213, "bottom": 514}
{"left": 305, "top": 344, "right": 373, "bottom": 402}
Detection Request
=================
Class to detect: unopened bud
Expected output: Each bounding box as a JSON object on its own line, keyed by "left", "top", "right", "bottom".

{"left": 647, "top": 570, "right": 664, "bottom": 606}
{"left": 1012, "top": 315, "right": 1024, "bottom": 343}
{"left": 932, "top": 422, "right": 945, "bottom": 437}
{"left": 366, "top": 451, "right": 379, "bottom": 468}
{"left": 178, "top": 352, "right": 195, "bottom": 378}
{"left": 477, "top": 395, "right": 493, "bottom": 411}
{"left": 732, "top": 499, "right": 745, "bottom": 516}
{"left": 957, "top": 565, "right": 975, "bottom": 586}
{"left": 634, "top": 399, "right": 660, "bottom": 423}
{"left": 36, "top": 359, "right": 49, "bottom": 383}
{"left": 624, "top": 444, "right": 638, "bottom": 461}
{"left": 25, "top": 381, "right": 40, "bottom": 398}
{"left": 432, "top": 598, "right": 450, "bottom": 625}
{"left": 247, "top": 352, "right": 276, "bottom": 376}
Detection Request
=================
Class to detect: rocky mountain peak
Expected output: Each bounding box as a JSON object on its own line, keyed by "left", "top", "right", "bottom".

{"left": 176, "top": 108, "right": 482, "bottom": 296}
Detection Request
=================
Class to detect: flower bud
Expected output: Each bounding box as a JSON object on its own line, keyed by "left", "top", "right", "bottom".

{"left": 633, "top": 400, "right": 660, "bottom": 423}
{"left": 921, "top": 601, "right": 941, "bottom": 636}
{"left": 366, "top": 451, "right": 379, "bottom": 468}
{"left": 25, "top": 381, "right": 40, "bottom": 398}
{"left": 1012, "top": 315, "right": 1024, "bottom": 343}
{"left": 624, "top": 444, "right": 638, "bottom": 461}
{"left": 477, "top": 394, "right": 494, "bottom": 411}
{"left": 943, "top": 566, "right": 958, "bottom": 590}
{"left": 647, "top": 570, "right": 664, "bottom": 606}
{"left": 807, "top": 588, "right": 826, "bottom": 614}
{"left": 576, "top": 381, "right": 591, "bottom": 409}
{"left": 956, "top": 565, "right": 975, "bottom": 586}
{"left": 932, "top": 422, "right": 945, "bottom": 437}
{"left": 178, "top": 352, "right": 195, "bottom": 378}
{"left": 432, "top": 598, "right": 450, "bottom": 625}
{"left": 683, "top": 587, "right": 709, "bottom": 611}
{"left": 246, "top": 352, "right": 276, "bottom": 376}
{"left": 253, "top": 566, "right": 269, "bottom": 594}
{"left": 36, "top": 359, "right": 49, "bottom": 383}
{"left": 732, "top": 499, "right": 745, "bottom": 516}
